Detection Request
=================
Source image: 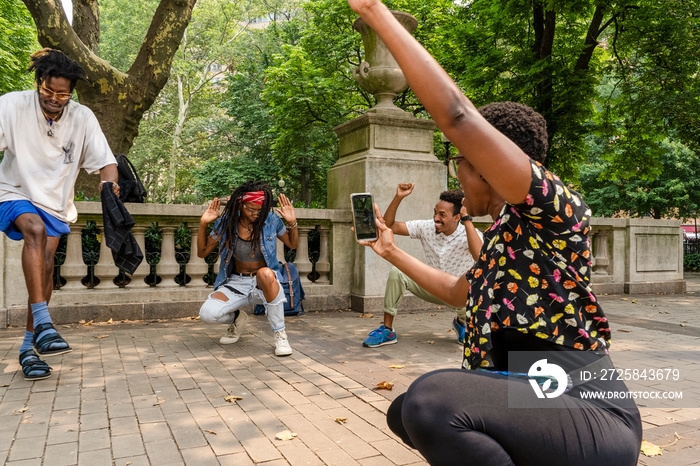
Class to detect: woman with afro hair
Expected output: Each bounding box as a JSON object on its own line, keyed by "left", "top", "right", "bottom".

{"left": 348, "top": 0, "right": 642, "bottom": 464}
{"left": 197, "top": 181, "right": 298, "bottom": 356}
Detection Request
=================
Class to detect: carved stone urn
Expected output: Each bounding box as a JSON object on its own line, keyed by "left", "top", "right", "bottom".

{"left": 352, "top": 11, "right": 418, "bottom": 115}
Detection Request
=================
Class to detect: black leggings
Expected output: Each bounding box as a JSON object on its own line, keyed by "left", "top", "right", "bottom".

{"left": 387, "top": 369, "right": 642, "bottom": 466}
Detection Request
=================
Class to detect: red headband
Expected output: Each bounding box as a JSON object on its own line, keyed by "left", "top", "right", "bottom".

{"left": 240, "top": 191, "right": 265, "bottom": 205}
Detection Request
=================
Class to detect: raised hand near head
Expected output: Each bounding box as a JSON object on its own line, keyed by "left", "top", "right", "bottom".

{"left": 396, "top": 183, "right": 415, "bottom": 198}
{"left": 201, "top": 198, "right": 221, "bottom": 224}
{"left": 275, "top": 193, "right": 297, "bottom": 224}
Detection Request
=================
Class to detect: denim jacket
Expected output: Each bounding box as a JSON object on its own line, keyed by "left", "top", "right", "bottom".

{"left": 213, "top": 212, "right": 286, "bottom": 289}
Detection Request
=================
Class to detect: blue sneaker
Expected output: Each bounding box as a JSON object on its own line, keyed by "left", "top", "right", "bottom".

{"left": 363, "top": 325, "right": 397, "bottom": 347}
{"left": 453, "top": 317, "right": 466, "bottom": 344}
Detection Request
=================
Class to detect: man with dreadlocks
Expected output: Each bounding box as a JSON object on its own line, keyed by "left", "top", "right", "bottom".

{"left": 197, "top": 181, "right": 298, "bottom": 356}
{"left": 0, "top": 48, "right": 118, "bottom": 380}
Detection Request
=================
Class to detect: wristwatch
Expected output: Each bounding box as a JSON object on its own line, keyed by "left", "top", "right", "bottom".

{"left": 460, "top": 215, "right": 473, "bottom": 223}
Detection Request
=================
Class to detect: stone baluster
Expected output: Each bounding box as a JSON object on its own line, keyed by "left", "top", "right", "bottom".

{"left": 592, "top": 229, "right": 610, "bottom": 276}
{"left": 129, "top": 225, "right": 151, "bottom": 288}
{"left": 187, "top": 225, "right": 208, "bottom": 287}
{"left": 315, "top": 225, "right": 330, "bottom": 284}
{"left": 94, "top": 223, "right": 120, "bottom": 288}
{"left": 158, "top": 225, "right": 180, "bottom": 287}
{"left": 295, "top": 226, "right": 313, "bottom": 284}
{"left": 60, "top": 223, "right": 87, "bottom": 290}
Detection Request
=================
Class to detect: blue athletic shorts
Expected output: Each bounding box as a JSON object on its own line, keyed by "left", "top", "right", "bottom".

{"left": 0, "top": 200, "right": 70, "bottom": 241}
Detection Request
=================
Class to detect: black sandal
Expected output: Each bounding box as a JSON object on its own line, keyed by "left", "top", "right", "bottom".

{"left": 32, "top": 322, "right": 72, "bottom": 356}
{"left": 19, "top": 350, "right": 52, "bottom": 381}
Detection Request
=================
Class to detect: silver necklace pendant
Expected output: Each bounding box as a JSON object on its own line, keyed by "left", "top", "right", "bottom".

{"left": 47, "top": 128, "right": 54, "bottom": 137}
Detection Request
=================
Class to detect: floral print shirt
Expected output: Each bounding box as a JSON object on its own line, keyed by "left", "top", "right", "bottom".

{"left": 463, "top": 161, "right": 610, "bottom": 369}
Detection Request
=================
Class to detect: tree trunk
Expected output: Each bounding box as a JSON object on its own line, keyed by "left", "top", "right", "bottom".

{"left": 21, "top": 0, "right": 198, "bottom": 198}
{"left": 167, "top": 75, "right": 191, "bottom": 204}
{"left": 531, "top": 1, "right": 556, "bottom": 143}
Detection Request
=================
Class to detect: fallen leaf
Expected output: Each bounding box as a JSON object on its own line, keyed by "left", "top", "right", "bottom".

{"left": 275, "top": 430, "right": 298, "bottom": 441}
{"left": 680, "top": 323, "right": 686, "bottom": 327}
{"left": 334, "top": 417, "right": 348, "bottom": 424}
{"left": 107, "top": 318, "right": 113, "bottom": 324}
{"left": 426, "top": 340, "right": 435, "bottom": 345}
{"left": 82, "top": 320, "right": 94, "bottom": 326}
{"left": 375, "top": 381, "right": 394, "bottom": 390}
{"left": 357, "top": 314, "right": 374, "bottom": 318}
{"left": 13, "top": 407, "right": 29, "bottom": 414}
{"left": 640, "top": 440, "right": 662, "bottom": 457}
{"left": 95, "top": 334, "right": 109, "bottom": 339}
{"left": 621, "top": 298, "right": 629, "bottom": 301}
{"left": 153, "top": 397, "right": 165, "bottom": 406}
{"left": 0, "top": 384, "right": 9, "bottom": 387}
{"left": 225, "top": 395, "right": 243, "bottom": 402}
{"left": 204, "top": 430, "right": 217, "bottom": 435}
{"left": 20, "top": 420, "right": 33, "bottom": 424}
{"left": 430, "top": 313, "right": 437, "bottom": 316}
{"left": 631, "top": 300, "right": 638, "bottom": 304}
{"left": 389, "top": 365, "right": 404, "bottom": 369}
{"left": 617, "top": 329, "right": 630, "bottom": 333}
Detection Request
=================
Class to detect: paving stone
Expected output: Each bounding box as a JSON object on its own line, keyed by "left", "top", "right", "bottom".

{"left": 43, "top": 442, "right": 78, "bottom": 465}
{"left": 180, "top": 445, "right": 219, "bottom": 466}
{"left": 144, "top": 438, "right": 183, "bottom": 464}
{"left": 112, "top": 433, "right": 145, "bottom": 458}
{"left": 78, "top": 448, "right": 112, "bottom": 466}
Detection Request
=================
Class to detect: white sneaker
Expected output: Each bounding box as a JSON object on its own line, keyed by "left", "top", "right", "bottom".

{"left": 274, "top": 330, "right": 293, "bottom": 356}
{"left": 220, "top": 311, "right": 249, "bottom": 344}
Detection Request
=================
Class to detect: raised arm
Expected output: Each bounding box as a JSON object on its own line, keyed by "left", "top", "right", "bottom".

{"left": 348, "top": 0, "right": 532, "bottom": 205}
{"left": 383, "top": 183, "right": 414, "bottom": 236}
{"left": 275, "top": 194, "right": 298, "bottom": 249}
{"left": 197, "top": 198, "right": 221, "bottom": 258}
{"left": 460, "top": 205, "right": 483, "bottom": 261}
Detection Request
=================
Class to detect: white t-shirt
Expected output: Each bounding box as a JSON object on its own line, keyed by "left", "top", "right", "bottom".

{"left": 405, "top": 219, "right": 483, "bottom": 277}
{"left": 0, "top": 90, "right": 116, "bottom": 223}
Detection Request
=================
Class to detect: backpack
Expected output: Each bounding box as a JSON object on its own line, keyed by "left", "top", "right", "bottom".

{"left": 115, "top": 153, "right": 147, "bottom": 203}
{"left": 254, "top": 262, "right": 306, "bottom": 316}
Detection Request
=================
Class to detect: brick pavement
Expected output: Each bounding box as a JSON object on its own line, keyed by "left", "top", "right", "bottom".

{"left": 0, "top": 276, "right": 698, "bottom": 465}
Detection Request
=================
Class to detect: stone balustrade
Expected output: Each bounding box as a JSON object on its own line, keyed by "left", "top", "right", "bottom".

{"left": 0, "top": 202, "right": 353, "bottom": 327}
{"left": 0, "top": 205, "right": 684, "bottom": 327}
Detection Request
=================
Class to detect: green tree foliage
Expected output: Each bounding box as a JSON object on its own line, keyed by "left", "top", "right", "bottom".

{"left": 0, "top": 0, "right": 37, "bottom": 94}
{"left": 580, "top": 140, "right": 700, "bottom": 219}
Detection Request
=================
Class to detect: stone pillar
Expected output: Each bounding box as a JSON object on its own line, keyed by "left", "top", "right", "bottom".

{"left": 187, "top": 225, "right": 209, "bottom": 287}
{"left": 158, "top": 225, "right": 180, "bottom": 288}
{"left": 295, "top": 226, "right": 314, "bottom": 284}
{"left": 61, "top": 223, "right": 87, "bottom": 290}
{"left": 94, "top": 225, "right": 119, "bottom": 289}
{"left": 328, "top": 12, "right": 444, "bottom": 313}
{"left": 315, "top": 225, "right": 331, "bottom": 284}
{"left": 129, "top": 225, "right": 151, "bottom": 288}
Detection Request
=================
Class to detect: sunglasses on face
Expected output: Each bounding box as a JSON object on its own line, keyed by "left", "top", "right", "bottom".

{"left": 39, "top": 85, "right": 73, "bottom": 102}
{"left": 242, "top": 204, "right": 262, "bottom": 216}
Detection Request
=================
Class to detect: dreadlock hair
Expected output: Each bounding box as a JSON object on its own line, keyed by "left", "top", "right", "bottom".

{"left": 28, "top": 48, "right": 86, "bottom": 91}
{"left": 478, "top": 102, "right": 548, "bottom": 164}
{"left": 439, "top": 190, "right": 464, "bottom": 216}
{"left": 215, "top": 181, "right": 273, "bottom": 265}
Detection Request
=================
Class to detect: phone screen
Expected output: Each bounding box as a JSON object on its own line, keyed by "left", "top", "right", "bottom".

{"left": 351, "top": 193, "right": 378, "bottom": 241}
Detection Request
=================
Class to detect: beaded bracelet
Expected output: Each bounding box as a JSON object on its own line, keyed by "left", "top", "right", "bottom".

{"left": 287, "top": 221, "right": 298, "bottom": 229}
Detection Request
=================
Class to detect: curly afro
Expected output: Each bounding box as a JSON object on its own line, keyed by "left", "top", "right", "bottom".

{"left": 478, "top": 102, "right": 548, "bottom": 164}
{"left": 28, "top": 48, "right": 86, "bottom": 91}
{"left": 439, "top": 190, "right": 464, "bottom": 216}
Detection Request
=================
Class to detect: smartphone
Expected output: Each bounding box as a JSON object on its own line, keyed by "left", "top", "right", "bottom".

{"left": 351, "top": 193, "right": 378, "bottom": 241}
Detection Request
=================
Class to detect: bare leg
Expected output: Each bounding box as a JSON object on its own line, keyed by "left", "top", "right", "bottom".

{"left": 13, "top": 213, "right": 59, "bottom": 331}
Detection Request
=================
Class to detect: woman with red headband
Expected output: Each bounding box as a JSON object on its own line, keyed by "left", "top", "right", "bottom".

{"left": 197, "top": 181, "right": 298, "bottom": 356}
